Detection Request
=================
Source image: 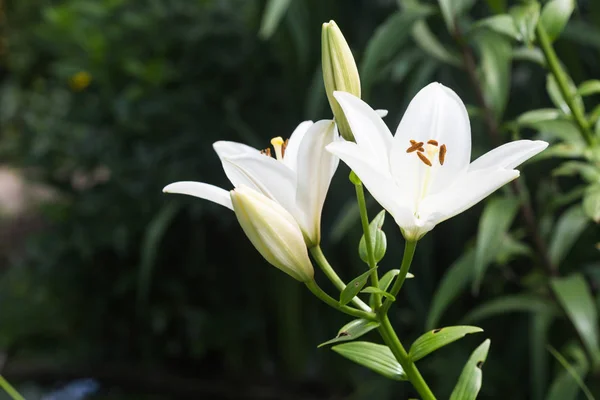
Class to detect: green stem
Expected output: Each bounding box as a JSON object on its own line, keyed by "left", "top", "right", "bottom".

{"left": 0, "top": 375, "right": 25, "bottom": 400}
{"left": 378, "top": 315, "right": 436, "bottom": 400}
{"left": 305, "top": 279, "right": 377, "bottom": 321}
{"left": 354, "top": 180, "right": 381, "bottom": 308}
{"left": 536, "top": 22, "right": 595, "bottom": 145}
{"left": 309, "top": 246, "right": 372, "bottom": 312}
{"left": 380, "top": 240, "right": 417, "bottom": 315}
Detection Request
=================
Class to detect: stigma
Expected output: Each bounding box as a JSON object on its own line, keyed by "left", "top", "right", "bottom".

{"left": 261, "top": 137, "right": 289, "bottom": 161}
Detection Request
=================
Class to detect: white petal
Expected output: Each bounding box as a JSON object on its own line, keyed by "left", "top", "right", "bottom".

{"left": 376, "top": 109, "right": 388, "bottom": 118}
{"left": 468, "top": 140, "right": 548, "bottom": 172}
{"left": 390, "top": 82, "right": 471, "bottom": 198}
{"left": 294, "top": 120, "right": 338, "bottom": 245}
{"left": 213, "top": 141, "right": 264, "bottom": 193}
{"left": 418, "top": 169, "right": 519, "bottom": 225}
{"left": 163, "top": 181, "right": 233, "bottom": 210}
{"left": 282, "top": 120, "right": 313, "bottom": 171}
{"left": 332, "top": 91, "right": 393, "bottom": 167}
{"left": 213, "top": 141, "right": 259, "bottom": 158}
{"left": 327, "top": 141, "right": 414, "bottom": 229}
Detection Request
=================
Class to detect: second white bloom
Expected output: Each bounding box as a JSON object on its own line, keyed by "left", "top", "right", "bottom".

{"left": 327, "top": 83, "right": 548, "bottom": 240}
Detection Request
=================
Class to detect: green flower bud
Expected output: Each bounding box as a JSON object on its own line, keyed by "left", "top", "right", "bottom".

{"left": 322, "top": 20, "right": 361, "bottom": 141}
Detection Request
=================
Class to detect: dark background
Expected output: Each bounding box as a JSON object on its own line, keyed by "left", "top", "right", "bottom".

{"left": 0, "top": 0, "right": 599, "bottom": 399}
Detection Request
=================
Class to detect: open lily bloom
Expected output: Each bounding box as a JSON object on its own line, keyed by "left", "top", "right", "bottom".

{"left": 163, "top": 120, "right": 339, "bottom": 246}
{"left": 327, "top": 83, "right": 548, "bottom": 240}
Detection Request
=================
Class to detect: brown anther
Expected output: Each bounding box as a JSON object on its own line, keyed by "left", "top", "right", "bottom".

{"left": 417, "top": 147, "right": 424, "bottom": 152}
{"left": 439, "top": 144, "right": 447, "bottom": 165}
{"left": 427, "top": 139, "right": 438, "bottom": 146}
{"left": 406, "top": 141, "right": 424, "bottom": 153}
{"left": 410, "top": 139, "right": 416, "bottom": 145}
{"left": 260, "top": 148, "right": 272, "bottom": 157}
{"left": 281, "top": 138, "right": 289, "bottom": 158}
{"left": 417, "top": 152, "right": 432, "bottom": 166}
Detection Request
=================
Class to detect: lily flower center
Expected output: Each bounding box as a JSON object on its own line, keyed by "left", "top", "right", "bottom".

{"left": 261, "top": 136, "right": 289, "bottom": 161}
{"left": 405, "top": 139, "right": 447, "bottom": 167}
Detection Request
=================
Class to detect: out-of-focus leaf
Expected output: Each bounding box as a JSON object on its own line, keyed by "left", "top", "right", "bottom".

{"left": 549, "top": 205, "right": 589, "bottom": 266}
{"left": 552, "top": 161, "right": 600, "bottom": 182}
{"left": 332, "top": 341, "right": 407, "bottom": 381}
{"left": 550, "top": 274, "right": 600, "bottom": 366}
{"left": 517, "top": 108, "right": 562, "bottom": 125}
{"left": 512, "top": 46, "right": 546, "bottom": 66}
{"left": 258, "top": 0, "right": 291, "bottom": 39}
{"left": 411, "top": 20, "right": 461, "bottom": 66}
{"left": 476, "top": 31, "right": 512, "bottom": 118}
{"left": 495, "top": 233, "right": 533, "bottom": 265}
{"left": 546, "top": 73, "right": 584, "bottom": 116}
{"left": 473, "top": 196, "right": 520, "bottom": 293}
{"left": 359, "top": 210, "right": 387, "bottom": 264}
{"left": 361, "top": 7, "right": 433, "bottom": 95}
{"left": 449, "top": 340, "right": 491, "bottom": 400}
{"left": 546, "top": 345, "right": 591, "bottom": 400}
{"left": 285, "top": 0, "right": 309, "bottom": 73}
{"left": 426, "top": 249, "right": 475, "bottom": 330}
{"left": 305, "top": 67, "right": 326, "bottom": 120}
{"left": 318, "top": 319, "right": 380, "bottom": 348}
{"left": 563, "top": 20, "right": 600, "bottom": 51}
{"left": 547, "top": 346, "right": 595, "bottom": 400}
{"left": 409, "top": 326, "right": 483, "bottom": 362}
{"left": 463, "top": 295, "right": 559, "bottom": 323}
{"left": 583, "top": 185, "right": 600, "bottom": 223}
{"left": 437, "top": 0, "right": 477, "bottom": 33}
{"left": 540, "top": 0, "right": 575, "bottom": 43}
{"left": 531, "top": 313, "right": 554, "bottom": 400}
{"left": 510, "top": 2, "right": 540, "bottom": 44}
{"left": 472, "top": 14, "right": 519, "bottom": 39}
{"left": 340, "top": 268, "right": 378, "bottom": 306}
{"left": 577, "top": 80, "right": 600, "bottom": 97}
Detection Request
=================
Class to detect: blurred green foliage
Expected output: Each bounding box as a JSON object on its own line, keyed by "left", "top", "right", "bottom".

{"left": 0, "top": 0, "right": 599, "bottom": 399}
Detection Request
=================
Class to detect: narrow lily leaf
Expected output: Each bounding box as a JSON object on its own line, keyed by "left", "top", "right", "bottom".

{"left": 546, "top": 73, "right": 584, "bottom": 116}
{"left": 463, "top": 294, "right": 558, "bottom": 323}
{"left": 577, "top": 80, "right": 600, "bottom": 97}
{"left": 437, "top": 0, "right": 477, "bottom": 33}
{"left": 473, "top": 196, "right": 520, "bottom": 293}
{"left": 359, "top": 210, "right": 387, "bottom": 264}
{"left": 411, "top": 20, "right": 462, "bottom": 66}
{"left": 540, "top": 0, "right": 575, "bottom": 42}
{"left": 512, "top": 46, "right": 546, "bottom": 66}
{"left": 449, "top": 340, "right": 491, "bottom": 400}
{"left": 426, "top": 249, "right": 475, "bottom": 330}
{"left": 472, "top": 15, "right": 519, "bottom": 40}
{"left": 550, "top": 274, "right": 600, "bottom": 366}
{"left": 409, "top": 326, "right": 483, "bottom": 362}
{"left": 370, "top": 269, "right": 413, "bottom": 308}
{"left": 531, "top": 313, "right": 554, "bottom": 400}
{"left": 476, "top": 31, "right": 512, "bottom": 118}
{"left": 340, "top": 268, "right": 378, "bottom": 306}
{"left": 510, "top": 2, "right": 540, "bottom": 44}
{"left": 549, "top": 205, "right": 589, "bottom": 267}
{"left": 332, "top": 342, "right": 407, "bottom": 381}
{"left": 546, "top": 345, "right": 591, "bottom": 400}
{"left": 583, "top": 185, "right": 600, "bottom": 223}
{"left": 318, "top": 319, "right": 380, "bottom": 348}
{"left": 361, "top": 286, "right": 395, "bottom": 301}
{"left": 258, "top": 0, "right": 291, "bottom": 39}
{"left": 516, "top": 108, "right": 562, "bottom": 125}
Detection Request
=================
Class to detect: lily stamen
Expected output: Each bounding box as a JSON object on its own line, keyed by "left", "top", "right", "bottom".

{"left": 260, "top": 148, "right": 272, "bottom": 157}
{"left": 427, "top": 139, "right": 438, "bottom": 146}
{"left": 417, "top": 152, "right": 432, "bottom": 166}
{"left": 406, "top": 141, "right": 424, "bottom": 153}
{"left": 439, "top": 144, "right": 447, "bottom": 165}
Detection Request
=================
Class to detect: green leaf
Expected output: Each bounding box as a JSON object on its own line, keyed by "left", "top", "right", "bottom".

{"left": 411, "top": 20, "right": 462, "bottom": 66}
{"left": 361, "top": 7, "right": 434, "bottom": 95}
{"left": 547, "top": 346, "right": 595, "bottom": 400}
{"left": 258, "top": 0, "right": 291, "bottom": 39}
{"left": 546, "top": 345, "right": 591, "bottom": 400}
{"left": 577, "top": 80, "right": 600, "bottom": 97}
{"left": 517, "top": 108, "right": 562, "bottom": 125}
{"left": 510, "top": 2, "right": 540, "bottom": 44}
{"left": 318, "top": 319, "right": 380, "bottom": 348}
{"left": 437, "top": 0, "right": 477, "bottom": 33}
{"left": 512, "top": 46, "right": 546, "bottom": 66}
{"left": 426, "top": 249, "right": 475, "bottom": 330}
{"left": 370, "top": 269, "right": 413, "bottom": 308}
{"left": 332, "top": 341, "right": 407, "bottom": 381}
{"left": 540, "top": 0, "right": 575, "bottom": 42}
{"left": 449, "top": 340, "right": 491, "bottom": 400}
{"left": 552, "top": 161, "right": 600, "bottom": 182}
{"left": 546, "top": 73, "right": 584, "bottom": 116}
{"left": 463, "top": 294, "right": 558, "bottom": 323}
{"left": 550, "top": 274, "right": 600, "bottom": 367}
{"left": 340, "top": 268, "right": 378, "bottom": 306}
{"left": 472, "top": 14, "right": 519, "bottom": 39}
{"left": 409, "top": 326, "right": 483, "bottom": 362}
{"left": 531, "top": 313, "right": 554, "bottom": 400}
{"left": 473, "top": 197, "right": 520, "bottom": 293}
{"left": 359, "top": 210, "right": 387, "bottom": 264}
{"left": 549, "top": 205, "right": 589, "bottom": 266}
{"left": 476, "top": 31, "right": 512, "bottom": 118}
{"left": 361, "top": 286, "right": 395, "bottom": 301}
{"left": 583, "top": 185, "right": 600, "bottom": 223}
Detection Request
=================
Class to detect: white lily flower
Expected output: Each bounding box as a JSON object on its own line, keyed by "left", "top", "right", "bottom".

{"left": 327, "top": 83, "right": 548, "bottom": 240}
{"left": 163, "top": 119, "right": 339, "bottom": 246}
{"left": 230, "top": 186, "right": 314, "bottom": 282}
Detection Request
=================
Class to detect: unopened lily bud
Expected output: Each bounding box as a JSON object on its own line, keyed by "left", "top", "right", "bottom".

{"left": 231, "top": 186, "right": 314, "bottom": 282}
{"left": 322, "top": 20, "right": 361, "bottom": 141}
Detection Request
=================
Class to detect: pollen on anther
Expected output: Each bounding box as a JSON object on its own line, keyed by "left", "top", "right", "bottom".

{"left": 410, "top": 140, "right": 416, "bottom": 145}
{"left": 417, "top": 152, "right": 432, "bottom": 166}
{"left": 439, "top": 144, "right": 447, "bottom": 165}
{"left": 427, "top": 139, "right": 438, "bottom": 146}
{"left": 406, "top": 141, "right": 424, "bottom": 153}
